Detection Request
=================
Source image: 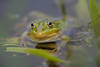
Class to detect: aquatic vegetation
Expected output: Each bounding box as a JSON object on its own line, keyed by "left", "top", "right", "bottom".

{"left": 89, "top": 0, "right": 100, "bottom": 67}
{"left": 6, "top": 47, "right": 63, "bottom": 63}
{"left": 89, "top": 0, "right": 100, "bottom": 38}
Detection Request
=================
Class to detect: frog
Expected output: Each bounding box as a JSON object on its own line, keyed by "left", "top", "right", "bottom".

{"left": 17, "top": 0, "right": 71, "bottom": 51}
{"left": 17, "top": 17, "right": 72, "bottom": 57}
{"left": 20, "top": 18, "right": 69, "bottom": 43}
{"left": 16, "top": 13, "right": 72, "bottom": 67}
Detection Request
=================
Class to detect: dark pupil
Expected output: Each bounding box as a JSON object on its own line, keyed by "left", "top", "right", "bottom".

{"left": 31, "top": 23, "right": 34, "bottom": 26}
{"left": 48, "top": 22, "right": 52, "bottom": 25}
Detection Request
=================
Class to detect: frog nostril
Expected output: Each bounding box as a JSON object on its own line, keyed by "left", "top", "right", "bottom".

{"left": 37, "top": 28, "right": 44, "bottom": 32}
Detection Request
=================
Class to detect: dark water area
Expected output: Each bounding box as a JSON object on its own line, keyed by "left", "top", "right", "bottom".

{"left": 0, "top": 0, "right": 99, "bottom": 67}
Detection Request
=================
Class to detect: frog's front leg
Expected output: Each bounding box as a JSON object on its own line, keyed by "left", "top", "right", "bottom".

{"left": 60, "top": 35, "right": 71, "bottom": 47}
{"left": 60, "top": 35, "right": 73, "bottom": 60}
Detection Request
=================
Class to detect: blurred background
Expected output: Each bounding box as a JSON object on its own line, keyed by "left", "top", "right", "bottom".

{"left": 0, "top": 0, "right": 100, "bottom": 67}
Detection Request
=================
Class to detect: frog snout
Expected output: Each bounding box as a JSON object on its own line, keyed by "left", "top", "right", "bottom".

{"left": 34, "top": 32, "right": 46, "bottom": 39}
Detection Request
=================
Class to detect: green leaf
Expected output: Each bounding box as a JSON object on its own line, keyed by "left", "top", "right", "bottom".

{"left": 6, "top": 47, "right": 64, "bottom": 63}
{"left": 89, "top": 0, "right": 100, "bottom": 37}
{"left": 0, "top": 37, "right": 19, "bottom": 46}
{"left": 89, "top": 0, "right": 99, "bottom": 20}
{"left": 26, "top": 48, "right": 64, "bottom": 63}
{"left": 6, "top": 47, "right": 27, "bottom": 53}
{"left": 76, "top": 0, "right": 89, "bottom": 22}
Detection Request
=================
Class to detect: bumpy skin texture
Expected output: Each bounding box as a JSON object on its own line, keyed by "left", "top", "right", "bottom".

{"left": 20, "top": 18, "right": 70, "bottom": 43}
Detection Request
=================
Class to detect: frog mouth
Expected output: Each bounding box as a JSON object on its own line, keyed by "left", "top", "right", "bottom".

{"left": 34, "top": 33, "right": 59, "bottom": 39}
{"left": 27, "top": 32, "right": 61, "bottom": 42}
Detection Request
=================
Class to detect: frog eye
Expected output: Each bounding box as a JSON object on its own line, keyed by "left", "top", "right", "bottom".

{"left": 31, "top": 23, "right": 35, "bottom": 29}
{"left": 47, "top": 22, "right": 53, "bottom": 28}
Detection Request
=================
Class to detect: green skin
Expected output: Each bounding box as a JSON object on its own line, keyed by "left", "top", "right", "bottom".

{"left": 20, "top": 18, "right": 70, "bottom": 46}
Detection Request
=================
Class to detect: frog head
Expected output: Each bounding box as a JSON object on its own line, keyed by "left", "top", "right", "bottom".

{"left": 27, "top": 18, "right": 64, "bottom": 42}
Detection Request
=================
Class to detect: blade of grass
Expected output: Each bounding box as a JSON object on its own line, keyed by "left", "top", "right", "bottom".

{"left": 0, "top": 43, "right": 18, "bottom": 46}
{"left": 89, "top": 0, "right": 99, "bottom": 20}
{"left": 89, "top": 0, "right": 100, "bottom": 37}
{"left": 6, "top": 47, "right": 64, "bottom": 63}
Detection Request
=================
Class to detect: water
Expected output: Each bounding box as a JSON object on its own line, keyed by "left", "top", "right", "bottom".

{"left": 0, "top": 0, "right": 98, "bottom": 67}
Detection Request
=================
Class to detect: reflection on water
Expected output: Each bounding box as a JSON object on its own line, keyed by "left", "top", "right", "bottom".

{"left": 0, "top": 0, "right": 98, "bottom": 67}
